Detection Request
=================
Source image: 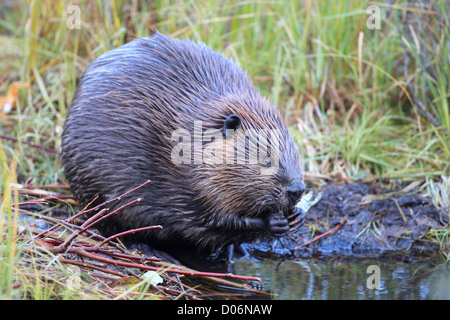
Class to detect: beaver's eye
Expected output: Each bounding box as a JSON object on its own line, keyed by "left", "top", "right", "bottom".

{"left": 262, "top": 157, "right": 272, "bottom": 167}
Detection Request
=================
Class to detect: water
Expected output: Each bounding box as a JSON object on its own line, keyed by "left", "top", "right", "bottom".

{"left": 232, "top": 256, "right": 450, "bottom": 299}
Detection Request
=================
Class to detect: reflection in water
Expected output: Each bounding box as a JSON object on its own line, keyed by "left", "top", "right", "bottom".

{"left": 233, "top": 256, "right": 450, "bottom": 299}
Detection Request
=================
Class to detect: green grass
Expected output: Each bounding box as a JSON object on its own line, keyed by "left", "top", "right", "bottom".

{"left": 0, "top": 0, "right": 449, "bottom": 299}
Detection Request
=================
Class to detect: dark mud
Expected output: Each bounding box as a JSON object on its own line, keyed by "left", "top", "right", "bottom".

{"left": 249, "top": 182, "right": 449, "bottom": 259}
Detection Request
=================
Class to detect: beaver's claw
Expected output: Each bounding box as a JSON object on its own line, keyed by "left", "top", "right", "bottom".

{"left": 267, "top": 214, "right": 290, "bottom": 237}
{"left": 293, "top": 206, "right": 306, "bottom": 228}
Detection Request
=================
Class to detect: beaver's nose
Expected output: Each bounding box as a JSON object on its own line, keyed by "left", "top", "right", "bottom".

{"left": 286, "top": 180, "right": 305, "bottom": 205}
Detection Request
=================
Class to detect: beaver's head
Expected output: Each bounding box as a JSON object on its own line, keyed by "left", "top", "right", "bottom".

{"left": 172, "top": 94, "right": 305, "bottom": 221}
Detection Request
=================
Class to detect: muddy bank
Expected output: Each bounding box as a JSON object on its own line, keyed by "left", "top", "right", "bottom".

{"left": 249, "top": 183, "right": 449, "bottom": 259}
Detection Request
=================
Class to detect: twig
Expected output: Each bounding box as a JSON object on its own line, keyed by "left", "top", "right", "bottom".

{"left": 55, "top": 208, "right": 109, "bottom": 252}
{"left": 294, "top": 219, "right": 347, "bottom": 250}
{"left": 58, "top": 258, "right": 128, "bottom": 278}
{"left": 389, "top": 197, "right": 408, "bottom": 222}
{"left": 32, "top": 180, "right": 151, "bottom": 242}
{"left": 95, "top": 225, "right": 162, "bottom": 248}
{"left": 0, "top": 134, "right": 59, "bottom": 154}
{"left": 31, "top": 196, "right": 100, "bottom": 242}
{"left": 51, "top": 197, "right": 141, "bottom": 252}
{"left": 153, "top": 285, "right": 202, "bottom": 300}
{"left": 98, "top": 250, "right": 161, "bottom": 262}
{"left": 83, "top": 198, "right": 141, "bottom": 230}
{"left": 11, "top": 183, "right": 77, "bottom": 205}
{"left": 80, "top": 180, "right": 151, "bottom": 216}
{"left": 25, "top": 210, "right": 103, "bottom": 243}
{"left": 24, "top": 182, "right": 71, "bottom": 190}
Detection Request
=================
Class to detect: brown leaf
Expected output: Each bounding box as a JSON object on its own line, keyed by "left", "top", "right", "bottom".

{"left": 0, "top": 82, "right": 29, "bottom": 116}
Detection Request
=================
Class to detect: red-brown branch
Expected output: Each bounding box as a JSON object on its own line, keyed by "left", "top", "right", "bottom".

{"left": 58, "top": 258, "right": 128, "bottom": 278}
{"left": 294, "top": 219, "right": 347, "bottom": 251}
{"left": 95, "top": 225, "right": 163, "bottom": 248}
{"left": 80, "top": 180, "right": 151, "bottom": 216}
{"left": 32, "top": 180, "right": 151, "bottom": 242}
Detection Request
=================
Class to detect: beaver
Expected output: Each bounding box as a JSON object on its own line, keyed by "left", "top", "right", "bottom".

{"left": 61, "top": 33, "right": 305, "bottom": 259}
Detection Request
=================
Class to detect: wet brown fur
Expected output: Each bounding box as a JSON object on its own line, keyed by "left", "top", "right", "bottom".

{"left": 61, "top": 33, "right": 304, "bottom": 254}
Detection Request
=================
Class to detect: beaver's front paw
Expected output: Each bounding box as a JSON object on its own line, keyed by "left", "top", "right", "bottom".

{"left": 267, "top": 213, "right": 290, "bottom": 237}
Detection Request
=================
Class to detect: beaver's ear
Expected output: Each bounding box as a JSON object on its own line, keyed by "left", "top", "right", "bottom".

{"left": 222, "top": 114, "right": 242, "bottom": 136}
